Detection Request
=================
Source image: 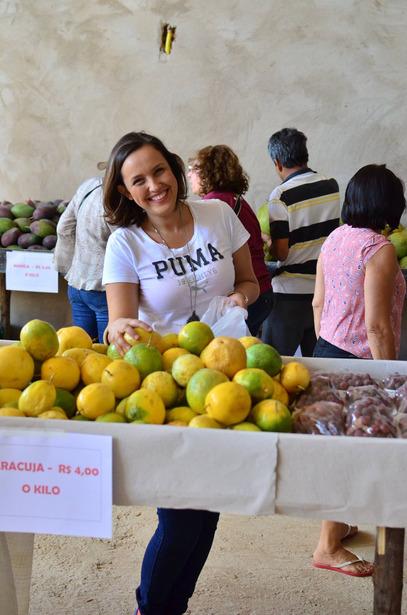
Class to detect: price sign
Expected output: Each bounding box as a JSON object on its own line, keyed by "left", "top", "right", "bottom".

{"left": 0, "top": 431, "right": 112, "bottom": 538}
{"left": 5, "top": 251, "right": 58, "bottom": 293}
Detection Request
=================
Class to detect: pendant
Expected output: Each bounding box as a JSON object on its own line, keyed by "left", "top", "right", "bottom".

{"left": 186, "top": 311, "right": 200, "bottom": 323}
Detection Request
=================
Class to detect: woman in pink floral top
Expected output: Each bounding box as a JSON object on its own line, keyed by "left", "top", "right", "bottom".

{"left": 311, "top": 164, "right": 406, "bottom": 577}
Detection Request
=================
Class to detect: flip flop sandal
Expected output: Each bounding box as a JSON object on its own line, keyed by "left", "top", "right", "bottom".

{"left": 313, "top": 558, "right": 373, "bottom": 577}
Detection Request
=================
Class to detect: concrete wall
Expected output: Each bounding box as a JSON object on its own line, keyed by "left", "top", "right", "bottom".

{"left": 1, "top": 0, "right": 406, "bottom": 210}
{"left": 0, "top": 0, "right": 406, "bottom": 335}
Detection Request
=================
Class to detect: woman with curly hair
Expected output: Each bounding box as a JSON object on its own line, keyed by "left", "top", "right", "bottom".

{"left": 188, "top": 144, "right": 272, "bottom": 336}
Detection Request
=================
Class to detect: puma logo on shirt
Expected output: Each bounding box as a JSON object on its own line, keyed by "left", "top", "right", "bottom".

{"left": 152, "top": 243, "right": 224, "bottom": 279}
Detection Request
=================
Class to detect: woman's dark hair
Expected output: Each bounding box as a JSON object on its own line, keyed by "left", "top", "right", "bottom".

{"left": 267, "top": 127, "right": 308, "bottom": 168}
{"left": 103, "top": 132, "right": 188, "bottom": 226}
{"left": 192, "top": 145, "right": 249, "bottom": 195}
{"left": 341, "top": 164, "right": 406, "bottom": 231}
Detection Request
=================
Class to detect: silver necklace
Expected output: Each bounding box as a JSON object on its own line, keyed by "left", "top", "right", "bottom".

{"left": 151, "top": 204, "right": 200, "bottom": 323}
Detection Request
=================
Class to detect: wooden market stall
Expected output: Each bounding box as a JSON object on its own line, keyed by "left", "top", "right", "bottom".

{"left": 0, "top": 356, "right": 406, "bottom": 615}
{"left": 0, "top": 250, "right": 71, "bottom": 339}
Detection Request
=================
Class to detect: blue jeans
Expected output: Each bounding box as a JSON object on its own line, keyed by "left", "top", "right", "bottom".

{"left": 246, "top": 288, "right": 273, "bottom": 337}
{"left": 67, "top": 285, "right": 108, "bottom": 343}
{"left": 136, "top": 508, "right": 219, "bottom": 615}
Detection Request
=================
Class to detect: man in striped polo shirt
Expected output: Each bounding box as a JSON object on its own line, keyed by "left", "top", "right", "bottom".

{"left": 262, "top": 128, "right": 340, "bottom": 356}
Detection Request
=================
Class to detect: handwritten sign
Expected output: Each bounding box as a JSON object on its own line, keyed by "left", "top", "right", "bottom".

{"left": 5, "top": 251, "right": 58, "bottom": 293}
{"left": 0, "top": 431, "right": 112, "bottom": 538}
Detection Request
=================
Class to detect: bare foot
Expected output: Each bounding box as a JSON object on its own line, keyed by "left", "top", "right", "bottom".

{"left": 313, "top": 545, "right": 374, "bottom": 576}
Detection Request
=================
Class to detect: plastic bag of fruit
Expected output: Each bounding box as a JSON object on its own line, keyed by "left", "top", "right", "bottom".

{"left": 345, "top": 396, "right": 396, "bottom": 437}
{"left": 293, "top": 374, "right": 343, "bottom": 409}
{"left": 392, "top": 381, "right": 407, "bottom": 411}
{"left": 327, "top": 372, "right": 378, "bottom": 390}
{"left": 396, "top": 414, "right": 407, "bottom": 438}
{"left": 382, "top": 374, "right": 407, "bottom": 390}
{"left": 345, "top": 385, "right": 396, "bottom": 413}
{"left": 292, "top": 401, "right": 345, "bottom": 436}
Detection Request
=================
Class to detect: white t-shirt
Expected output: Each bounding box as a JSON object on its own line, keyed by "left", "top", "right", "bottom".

{"left": 102, "top": 199, "right": 250, "bottom": 333}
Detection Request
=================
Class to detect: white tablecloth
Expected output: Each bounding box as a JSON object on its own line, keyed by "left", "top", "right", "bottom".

{"left": 1, "top": 356, "right": 407, "bottom": 615}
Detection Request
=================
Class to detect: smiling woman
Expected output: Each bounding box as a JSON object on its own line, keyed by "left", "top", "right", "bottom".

{"left": 102, "top": 132, "right": 259, "bottom": 344}
{"left": 101, "top": 131, "right": 259, "bottom": 615}
{"left": 121, "top": 148, "right": 178, "bottom": 203}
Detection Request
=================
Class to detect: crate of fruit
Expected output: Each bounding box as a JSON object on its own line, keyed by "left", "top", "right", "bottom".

{"left": 0, "top": 199, "right": 68, "bottom": 252}
{"left": 0, "top": 320, "right": 407, "bottom": 524}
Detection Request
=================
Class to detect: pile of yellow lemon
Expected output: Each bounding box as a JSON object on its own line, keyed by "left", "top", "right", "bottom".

{"left": 0, "top": 319, "right": 311, "bottom": 433}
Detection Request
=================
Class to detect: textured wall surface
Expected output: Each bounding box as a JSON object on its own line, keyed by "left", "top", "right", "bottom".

{"left": 0, "top": 0, "right": 406, "bottom": 208}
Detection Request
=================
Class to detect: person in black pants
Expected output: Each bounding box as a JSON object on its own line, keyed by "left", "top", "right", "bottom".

{"left": 262, "top": 127, "right": 340, "bottom": 356}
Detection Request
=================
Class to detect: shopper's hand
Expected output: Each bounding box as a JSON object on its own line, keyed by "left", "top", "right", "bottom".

{"left": 226, "top": 292, "right": 247, "bottom": 309}
{"left": 107, "top": 318, "right": 152, "bottom": 355}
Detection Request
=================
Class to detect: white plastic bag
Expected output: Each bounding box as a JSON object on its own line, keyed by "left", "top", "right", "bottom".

{"left": 200, "top": 296, "right": 250, "bottom": 338}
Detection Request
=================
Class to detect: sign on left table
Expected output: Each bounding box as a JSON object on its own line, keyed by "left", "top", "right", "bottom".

{"left": 5, "top": 251, "right": 58, "bottom": 293}
{"left": 0, "top": 430, "right": 112, "bottom": 538}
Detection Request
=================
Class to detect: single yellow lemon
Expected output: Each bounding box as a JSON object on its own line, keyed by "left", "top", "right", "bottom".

{"left": 38, "top": 408, "right": 68, "bottom": 420}
{"left": 251, "top": 399, "right": 292, "bottom": 432}
{"left": 95, "top": 412, "right": 126, "bottom": 423}
{"left": 115, "top": 397, "right": 129, "bottom": 417}
{"left": 77, "top": 383, "right": 116, "bottom": 419}
{"left": 62, "top": 347, "right": 95, "bottom": 367}
{"left": 231, "top": 422, "right": 262, "bottom": 432}
{"left": 101, "top": 359, "right": 140, "bottom": 398}
{"left": 165, "top": 406, "right": 198, "bottom": 424}
{"left": 0, "top": 407, "right": 26, "bottom": 417}
{"left": 41, "top": 356, "right": 81, "bottom": 391}
{"left": 141, "top": 371, "right": 178, "bottom": 408}
{"left": 0, "top": 388, "right": 22, "bottom": 406}
{"left": 92, "top": 343, "right": 108, "bottom": 354}
{"left": 189, "top": 415, "right": 223, "bottom": 429}
{"left": 57, "top": 326, "right": 93, "bottom": 354}
{"left": 0, "top": 346, "right": 34, "bottom": 389}
{"left": 238, "top": 336, "right": 262, "bottom": 349}
{"left": 123, "top": 327, "right": 167, "bottom": 353}
{"left": 125, "top": 389, "right": 165, "bottom": 424}
{"left": 171, "top": 354, "right": 204, "bottom": 387}
{"left": 161, "top": 333, "right": 179, "bottom": 351}
{"left": 81, "top": 353, "right": 112, "bottom": 385}
{"left": 20, "top": 319, "right": 59, "bottom": 360}
{"left": 201, "top": 336, "right": 246, "bottom": 378}
{"left": 162, "top": 347, "right": 190, "bottom": 371}
{"left": 280, "top": 361, "right": 311, "bottom": 394}
{"left": 18, "top": 380, "right": 56, "bottom": 417}
{"left": 205, "top": 381, "right": 251, "bottom": 426}
{"left": 271, "top": 379, "right": 290, "bottom": 406}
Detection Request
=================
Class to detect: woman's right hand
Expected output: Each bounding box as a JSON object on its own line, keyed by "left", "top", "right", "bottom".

{"left": 107, "top": 318, "right": 152, "bottom": 355}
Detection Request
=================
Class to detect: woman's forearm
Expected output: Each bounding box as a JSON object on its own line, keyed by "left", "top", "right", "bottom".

{"left": 232, "top": 281, "right": 260, "bottom": 305}
{"left": 366, "top": 324, "right": 396, "bottom": 360}
{"left": 312, "top": 256, "right": 325, "bottom": 339}
{"left": 364, "top": 244, "right": 399, "bottom": 360}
